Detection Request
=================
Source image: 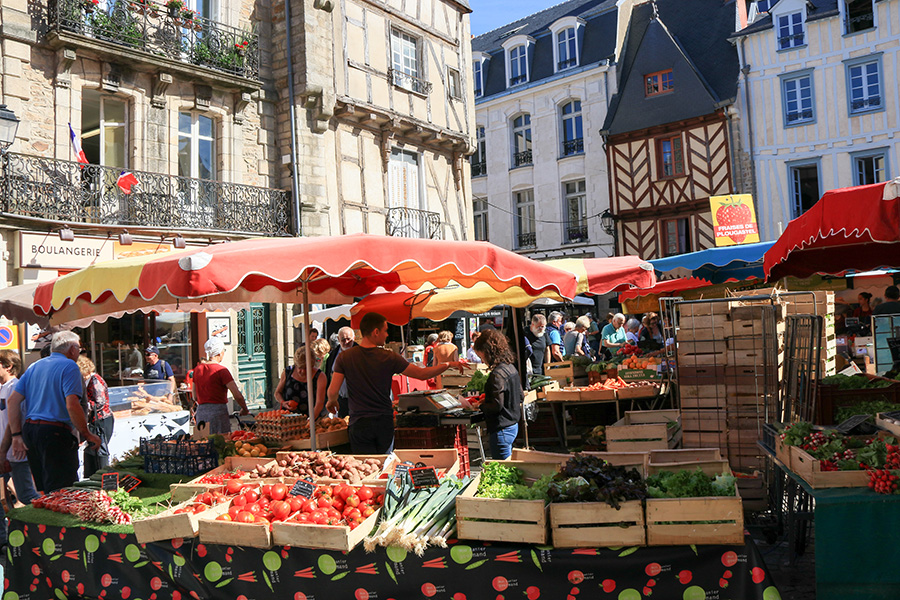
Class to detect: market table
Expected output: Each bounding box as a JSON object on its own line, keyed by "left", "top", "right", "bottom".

{"left": 5, "top": 517, "right": 781, "bottom": 600}
{"left": 765, "top": 445, "right": 900, "bottom": 600}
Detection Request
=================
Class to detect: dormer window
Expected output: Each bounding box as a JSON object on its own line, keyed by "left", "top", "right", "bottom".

{"left": 509, "top": 46, "right": 528, "bottom": 86}
{"left": 844, "top": 0, "right": 874, "bottom": 34}
{"left": 777, "top": 11, "right": 805, "bottom": 49}
{"left": 549, "top": 16, "right": 584, "bottom": 74}
{"left": 645, "top": 69, "right": 673, "bottom": 97}
{"left": 473, "top": 52, "right": 488, "bottom": 99}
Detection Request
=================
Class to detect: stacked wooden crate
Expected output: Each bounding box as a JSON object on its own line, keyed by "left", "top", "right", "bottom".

{"left": 676, "top": 299, "right": 780, "bottom": 473}
{"left": 781, "top": 290, "right": 836, "bottom": 378}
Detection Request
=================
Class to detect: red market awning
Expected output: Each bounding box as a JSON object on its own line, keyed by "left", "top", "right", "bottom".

{"left": 764, "top": 179, "right": 900, "bottom": 281}
{"left": 618, "top": 276, "right": 713, "bottom": 302}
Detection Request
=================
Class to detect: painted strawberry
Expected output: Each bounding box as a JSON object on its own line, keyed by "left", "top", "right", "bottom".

{"left": 715, "top": 198, "right": 753, "bottom": 243}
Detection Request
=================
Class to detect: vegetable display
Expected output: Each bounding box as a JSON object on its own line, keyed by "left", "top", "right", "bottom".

{"left": 476, "top": 462, "right": 552, "bottom": 501}
{"left": 645, "top": 468, "right": 736, "bottom": 498}
{"left": 251, "top": 451, "right": 383, "bottom": 483}
{"left": 780, "top": 422, "right": 896, "bottom": 471}
{"left": 820, "top": 374, "right": 895, "bottom": 389}
{"left": 547, "top": 454, "right": 646, "bottom": 509}
{"left": 33, "top": 489, "right": 146, "bottom": 525}
{"left": 464, "top": 370, "right": 489, "bottom": 393}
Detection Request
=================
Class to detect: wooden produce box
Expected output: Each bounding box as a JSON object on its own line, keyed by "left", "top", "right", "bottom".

{"left": 578, "top": 388, "right": 618, "bottom": 401}
{"left": 169, "top": 466, "right": 227, "bottom": 503}
{"left": 606, "top": 410, "right": 682, "bottom": 452}
{"left": 677, "top": 327, "right": 726, "bottom": 342}
{"left": 617, "top": 384, "right": 661, "bottom": 400}
{"left": 287, "top": 427, "right": 350, "bottom": 450}
{"left": 510, "top": 448, "right": 570, "bottom": 463}
{"left": 645, "top": 464, "right": 744, "bottom": 546}
{"left": 546, "top": 361, "right": 576, "bottom": 383}
{"left": 535, "top": 380, "right": 561, "bottom": 399}
{"left": 197, "top": 502, "right": 272, "bottom": 549}
{"left": 579, "top": 451, "right": 649, "bottom": 477}
{"left": 678, "top": 313, "right": 729, "bottom": 330}
{"left": 133, "top": 498, "right": 210, "bottom": 544}
{"left": 271, "top": 490, "right": 383, "bottom": 551}
{"left": 382, "top": 449, "right": 460, "bottom": 479}
{"left": 456, "top": 462, "right": 560, "bottom": 545}
{"left": 648, "top": 448, "right": 721, "bottom": 465}
{"left": 545, "top": 388, "right": 586, "bottom": 402}
{"left": 788, "top": 445, "right": 870, "bottom": 488}
{"left": 550, "top": 500, "right": 645, "bottom": 548}
{"left": 876, "top": 413, "right": 900, "bottom": 438}
{"left": 646, "top": 458, "right": 730, "bottom": 476}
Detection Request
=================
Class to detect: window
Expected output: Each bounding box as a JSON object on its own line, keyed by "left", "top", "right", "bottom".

{"left": 846, "top": 56, "right": 883, "bottom": 114}
{"left": 560, "top": 100, "right": 583, "bottom": 156}
{"left": 178, "top": 112, "right": 216, "bottom": 223}
{"left": 509, "top": 45, "right": 528, "bottom": 86}
{"left": 778, "top": 12, "right": 805, "bottom": 49}
{"left": 391, "top": 28, "right": 427, "bottom": 94}
{"left": 557, "top": 27, "right": 578, "bottom": 71}
{"left": 657, "top": 134, "right": 684, "bottom": 178}
{"left": 845, "top": 0, "right": 874, "bottom": 34}
{"left": 781, "top": 71, "right": 815, "bottom": 126}
{"left": 514, "top": 189, "right": 536, "bottom": 249}
{"left": 511, "top": 114, "right": 532, "bottom": 167}
{"left": 82, "top": 89, "right": 127, "bottom": 167}
{"left": 755, "top": 0, "right": 774, "bottom": 13}
{"left": 789, "top": 163, "right": 820, "bottom": 217}
{"left": 447, "top": 67, "right": 461, "bottom": 100}
{"left": 388, "top": 148, "right": 431, "bottom": 238}
{"left": 473, "top": 197, "right": 489, "bottom": 241}
{"left": 645, "top": 69, "right": 674, "bottom": 97}
{"left": 473, "top": 60, "right": 483, "bottom": 98}
{"left": 853, "top": 150, "right": 888, "bottom": 186}
{"left": 564, "top": 180, "right": 587, "bottom": 244}
{"left": 662, "top": 218, "right": 691, "bottom": 256}
{"left": 471, "top": 126, "right": 486, "bottom": 177}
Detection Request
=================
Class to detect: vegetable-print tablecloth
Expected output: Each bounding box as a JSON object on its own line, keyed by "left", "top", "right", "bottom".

{"left": 4, "top": 520, "right": 781, "bottom": 600}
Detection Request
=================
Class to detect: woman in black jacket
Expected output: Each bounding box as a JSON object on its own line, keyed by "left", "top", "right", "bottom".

{"left": 473, "top": 328, "right": 523, "bottom": 460}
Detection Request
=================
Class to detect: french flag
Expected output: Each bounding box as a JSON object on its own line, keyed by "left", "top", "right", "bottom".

{"left": 116, "top": 171, "right": 140, "bottom": 194}
{"left": 68, "top": 123, "right": 88, "bottom": 165}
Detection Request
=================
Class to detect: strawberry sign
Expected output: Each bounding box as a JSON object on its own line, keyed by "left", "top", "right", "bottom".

{"left": 709, "top": 194, "right": 760, "bottom": 246}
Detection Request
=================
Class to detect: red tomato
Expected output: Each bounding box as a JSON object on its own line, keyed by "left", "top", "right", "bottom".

{"left": 326, "top": 507, "right": 341, "bottom": 520}
{"left": 215, "top": 514, "right": 232, "bottom": 521}
{"left": 271, "top": 501, "right": 291, "bottom": 521}
{"left": 309, "top": 509, "right": 328, "bottom": 525}
{"left": 260, "top": 485, "right": 273, "bottom": 498}
{"left": 331, "top": 498, "right": 345, "bottom": 512}
{"left": 226, "top": 479, "right": 244, "bottom": 496}
{"left": 271, "top": 484, "right": 287, "bottom": 502}
{"left": 301, "top": 499, "right": 317, "bottom": 513}
{"left": 247, "top": 503, "right": 263, "bottom": 516}
{"left": 197, "top": 493, "right": 213, "bottom": 506}
{"left": 294, "top": 512, "right": 311, "bottom": 523}
{"left": 343, "top": 507, "right": 361, "bottom": 520}
{"left": 228, "top": 506, "right": 242, "bottom": 520}
{"left": 344, "top": 494, "right": 360, "bottom": 508}
{"left": 192, "top": 505, "right": 207, "bottom": 514}
{"left": 357, "top": 487, "right": 375, "bottom": 502}
{"left": 374, "top": 493, "right": 384, "bottom": 506}
{"left": 257, "top": 498, "right": 271, "bottom": 510}
{"left": 317, "top": 496, "right": 333, "bottom": 509}
{"left": 288, "top": 497, "right": 304, "bottom": 512}
{"left": 255, "top": 516, "right": 269, "bottom": 525}
{"left": 232, "top": 495, "right": 247, "bottom": 508}
{"left": 361, "top": 506, "right": 375, "bottom": 518}
{"left": 243, "top": 490, "right": 259, "bottom": 504}
{"left": 236, "top": 511, "right": 256, "bottom": 523}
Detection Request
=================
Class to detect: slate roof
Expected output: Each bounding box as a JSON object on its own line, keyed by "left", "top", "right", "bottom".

{"left": 602, "top": 0, "right": 741, "bottom": 136}
{"left": 730, "top": 0, "right": 839, "bottom": 38}
{"left": 472, "top": 0, "right": 618, "bottom": 100}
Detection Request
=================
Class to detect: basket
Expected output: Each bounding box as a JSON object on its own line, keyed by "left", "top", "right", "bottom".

{"left": 393, "top": 426, "right": 456, "bottom": 449}
{"left": 140, "top": 436, "right": 219, "bottom": 475}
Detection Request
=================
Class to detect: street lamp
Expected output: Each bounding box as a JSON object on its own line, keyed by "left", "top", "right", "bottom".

{"left": 0, "top": 104, "right": 20, "bottom": 154}
{"left": 600, "top": 209, "right": 616, "bottom": 235}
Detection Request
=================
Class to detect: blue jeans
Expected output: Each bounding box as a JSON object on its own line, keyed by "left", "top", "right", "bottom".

{"left": 489, "top": 424, "right": 518, "bottom": 460}
{"left": 9, "top": 461, "right": 39, "bottom": 505}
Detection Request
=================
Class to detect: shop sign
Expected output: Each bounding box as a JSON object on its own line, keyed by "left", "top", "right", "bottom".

{"left": 709, "top": 194, "right": 760, "bottom": 247}
{"left": 19, "top": 232, "right": 114, "bottom": 270}
{"left": 0, "top": 324, "right": 19, "bottom": 351}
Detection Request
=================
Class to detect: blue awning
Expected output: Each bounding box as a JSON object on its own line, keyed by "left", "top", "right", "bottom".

{"left": 649, "top": 241, "right": 775, "bottom": 284}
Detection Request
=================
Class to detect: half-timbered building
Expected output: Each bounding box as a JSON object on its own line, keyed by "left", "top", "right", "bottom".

{"left": 602, "top": 0, "right": 750, "bottom": 259}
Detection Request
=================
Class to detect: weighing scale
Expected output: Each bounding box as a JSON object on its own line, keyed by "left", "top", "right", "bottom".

{"left": 397, "top": 390, "right": 463, "bottom": 413}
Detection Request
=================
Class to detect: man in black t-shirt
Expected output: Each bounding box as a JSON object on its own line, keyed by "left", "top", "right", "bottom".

{"left": 326, "top": 312, "right": 467, "bottom": 454}
{"left": 524, "top": 314, "right": 550, "bottom": 376}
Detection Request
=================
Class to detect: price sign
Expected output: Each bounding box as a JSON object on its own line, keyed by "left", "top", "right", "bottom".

{"left": 118, "top": 474, "right": 142, "bottom": 493}
{"left": 836, "top": 414, "right": 871, "bottom": 434}
{"left": 394, "top": 462, "right": 414, "bottom": 477}
{"left": 101, "top": 473, "right": 119, "bottom": 491}
{"left": 289, "top": 478, "right": 316, "bottom": 498}
{"left": 409, "top": 466, "right": 440, "bottom": 488}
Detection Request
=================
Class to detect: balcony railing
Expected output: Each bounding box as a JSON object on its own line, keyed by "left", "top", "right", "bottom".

{"left": 558, "top": 58, "right": 577, "bottom": 70}
{"left": 565, "top": 225, "right": 589, "bottom": 244}
{"left": 785, "top": 109, "right": 814, "bottom": 123}
{"left": 49, "top": 0, "right": 260, "bottom": 81}
{"left": 509, "top": 74, "right": 527, "bottom": 86}
{"left": 562, "top": 138, "right": 584, "bottom": 156}
{"left": 386, "top": 206, "right": 442, "bottom": 239}
{"left": 517, "top": 231, "right": 536, "bottom": 249}
{"left": 471, "top": 160, "right": 487, "bottom": 177}
{"left": 389, "top": 68, "right": 433, "bottom": 95}
{"left": 0, "top": 153, "right": 291, "bottom": 236}
{"left": 513, "top": 150, "right": 533, "bottom": 167}
{"left": 850, "top": 96, "right": 881, "bottom": 112}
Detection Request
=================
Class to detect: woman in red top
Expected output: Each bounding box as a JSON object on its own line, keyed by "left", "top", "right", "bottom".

{"left": 853, "top": 292, "right": 874, "bottom": 320}
{"left": 192, "top": 338, "right": 249, "bottom": 434}
{"left": 77, "top": 356, "right": 114, "bottom": 478}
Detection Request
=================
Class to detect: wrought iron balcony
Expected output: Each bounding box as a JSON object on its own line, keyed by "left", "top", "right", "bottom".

{"left": 388, "top": 68, "right": 433, "bottom": 96}
{"left": 565, "top": 225, "right": 589, "bottom": 244}
{"left": 785, "top": 109, "right": 814, "bottom": 124}
{"left": 517, "top": 231, "right": 536, "bottom": 249}
{"left": 48, "top": 0, "right": 260, "bottom": 82}
{"left": 471, "top": 160, "right": 487, "bottom": 177}
{"left": 509, "top": 74, "right": 527, "bottom": 86}
{"left": 0, "top": 153, "right": 291, "bottom": 236}
{"left": 562, "top": 138, "right": 584, "bottom": 156}
{"left": 386, "top": 206, "right": 442, "bottom": 239}
{"left": 850, "top": 96, "right": 881, "bottom": 112}
{"left": 558, "top": 58, "right": 577, "bottom": 71}
{"left": 513, "top": 150, "right": 533, "bottom": 168}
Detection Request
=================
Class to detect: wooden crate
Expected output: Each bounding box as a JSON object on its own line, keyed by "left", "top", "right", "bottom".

{"left": 546, "top": 361, "right": 575, "bottom": 383}
{"left": 579, "top": 388, "right": 618, "bottom": 401}
{"left": 382, "top": 449, "right": 460, "bottom": 478}
{"left": 681, "top": 409, "right": 726, "bottom": 432}
{"left": 579, "top": 451, "right": 650, "bottom": 477}
{"left": 550, "top": 500, "right": 645, "bottom": 548}
{"left": 271, "top": 507, "right": 381, "bottom": 551}
{"left": 606, "top": 410, "right": 682, "bottom": 452}
{"left": 544, "top": 389, "right": 583, "bottom": 402}
{"left": 723, "top": 349, "right": 767, "bottom": 366}
{"left": 676, "top": 365, "right": 725, "bottom": 385}
{"left": 133, "top": 498, "right": 209, "bottom": 544}
{"left": 617, "top": 385, "right": 661, "bottom": 400}
{"left": 677, "top": 341, "right": 726, "bottom": 354}
{"left": 456, "top": 462, "right": 560, "bottom": 545}
{"left": 648, "top": 448, "right": 721, "bottom": 465}
{"left": 510, "top": 448, "right": 570, "bottom": 462}
{"left": 774, "top": 437, "right": 793, "bottom": 469}
{"left": 535, "top": 380, "right": 561, "bottom": 399}
{"left": 197, "top": 502, "right": 272, "bottom": 548}
{"left": 682, "top": 430, "right": 726, "bottom": 450}
{"left": 287, "top": 428, "right": 350, "bottom": 450}
{"left": 679, "top": 302, "right": 733, "bottom": 317}
{"left": 647, "top": 458, "right": 730, "bottom": 476}
{"left": 646, "top": 491, "right": 743, "bottom": 546}
{"left": 876, "top": 413, "right": 900, "bottom": 437}
{"left": 677, "top": 327, "right": 726, "bottom": 342}
{"left": 169, "top": 466, "right": 228, "bottom": 502}
{"left": 678, "top": 314, "right": 730, "bottom": 330}
{"left": 789, "top": 445, "right": 870, "bottom": 488}
{"left": 678, "top": 384, "right": 723, "bottom": 398}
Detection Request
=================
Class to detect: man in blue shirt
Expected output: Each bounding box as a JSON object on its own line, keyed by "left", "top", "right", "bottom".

{"left": 144, "top": 345, "right": 176, "bottom": 402}
{"left": 547, "top": 311, "right": 565, "bottom": 362}
{"left": 7, "top": 331, "right": 101, "bottom": 493}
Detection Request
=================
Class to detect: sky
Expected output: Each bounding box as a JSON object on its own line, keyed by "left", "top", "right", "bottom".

{"left": 469, "top": 0, "right": 560, "bottom": 36}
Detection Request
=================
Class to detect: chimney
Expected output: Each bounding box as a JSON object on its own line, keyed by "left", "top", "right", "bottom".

{"left": 737, "top": 0, "right": 748, "bottom": 30}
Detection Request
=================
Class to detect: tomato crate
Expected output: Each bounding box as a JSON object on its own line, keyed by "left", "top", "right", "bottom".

{"left": 393, "top": 426, "right": 456, "bottom": 449}
{"left": 550, "top": 500, "right": 645, "bottom": 548}
{"left": 133, "top": 496, "right": 214, "bottom": 544}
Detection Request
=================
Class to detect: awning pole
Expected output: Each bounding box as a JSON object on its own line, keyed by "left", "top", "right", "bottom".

{"left": 302, "top": 280, "right": 316, "bottom": 451}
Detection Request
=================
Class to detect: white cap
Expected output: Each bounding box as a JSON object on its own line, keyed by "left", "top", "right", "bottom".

{"left": 205, "top": 337, "right": 225, "bottom": 359}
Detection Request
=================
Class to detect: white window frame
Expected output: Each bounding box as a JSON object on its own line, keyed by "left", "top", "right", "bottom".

{"left": 777, "top": 10, "right": 805, "bottom": 50}
{"left": 560, "top": 99, "right": 584, "bottom": 157}
{"left": 787, "top": 159, "right": 822, "bottom": 218}
{"left": 501, "top": 34, "right": 534, "bottom": 88}
{"left": 82, "top": 89, "right": 129, "bottom": 168}
{"left": 844, "top": 54, "right": 884, "bottom": 115}
{"left": 842, "top": 0, "right": 876, "bottom": 35}
{"left": 549, "top": 17, "right": 584, "bottom": 74}
{"left": 511, "top": 113, "right": 532, "bottom": 168}
{"left": 851, "top": 149, "right": 889, "bottom": 186}
{"left": 563, "top": 179, "right": 587, "bottom": 245}
{"left": 390, "top": 27, "right": 426, "bottom": 94}
{"left": 178, "top": 111, "right": 216, "bottom": 180}
{"left": 473, "top": 52, "right": 488, "bottom": 99}
{"left": 473, "top": 197, "right": 489, "bottom": 241}
{"left": 514, "top": 189, "right": 536, "bottom": 249}
{"left": 779, "top": 69, "right": 815, "bottom": 127}
{"left": 447, "top": 67, "right": 462, "bottom": 100}
{"left": 471, "top": 126, "right": 486, "bottom": 177}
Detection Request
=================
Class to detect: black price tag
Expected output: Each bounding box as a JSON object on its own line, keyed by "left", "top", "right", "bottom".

{"left": 118, "top": 474, "right": 142, "bottom": 493}
{"left": 409, "top": 466, "right": 439, "bottom": 488}
{"left": 394, "top": 462, "right": 414, "bottom": 477}
{"left": 289, "top": 478, "right": 316, "bottom": 498}
{"left": 836, "top": 414, "right": 871, "bottom": 434}
{"left": 101, "top": 473, "right": 119, "bottom": 491}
